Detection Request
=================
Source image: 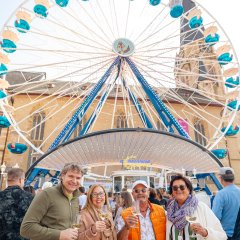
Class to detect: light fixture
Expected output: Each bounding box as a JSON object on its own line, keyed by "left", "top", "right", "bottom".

{"left": 0, "top": 162, "right": 6, "bottom": 174}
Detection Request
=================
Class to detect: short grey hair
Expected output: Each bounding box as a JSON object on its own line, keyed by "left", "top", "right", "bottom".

{"left": 7, "top": 168, "right": 25, "bottom": 181}
{"left": 61, "top": 162, "right": 84, "bottom": 176}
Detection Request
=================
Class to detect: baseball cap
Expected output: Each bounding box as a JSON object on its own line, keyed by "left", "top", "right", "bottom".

{"left": 132, "top": 180, "right": 149, "bottom": 190}
{"left": 219, "top": 167, "right": 234, "bottom": 180}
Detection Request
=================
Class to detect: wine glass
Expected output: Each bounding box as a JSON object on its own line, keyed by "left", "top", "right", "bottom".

{"left": 72, "top": 213, "right": 82, "bottom": 229}
{"left": 131, "top": 200, "right": 140, "bottom": 228}
{"left": 99, "top": 205, "right": 109, "bottom": 221}
{"left": 185, "top": 206, "right": 197, "bottom": 238}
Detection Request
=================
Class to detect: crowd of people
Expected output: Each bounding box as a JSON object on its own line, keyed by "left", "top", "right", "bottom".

{"left": 0, "top": 163, "right": 239, "bottom": 240}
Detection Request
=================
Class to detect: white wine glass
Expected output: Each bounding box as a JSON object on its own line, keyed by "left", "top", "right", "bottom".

{"left": 131, "top": 200, "right": 140, "bottom": 228}
{"left": 72, "top": 213, "right": 82, "bottom": 229}
{"left": 185, "top": 206, "right": 197, "bottom": 238}
{"left": 99, "top": 205, "right": 109, "bottom": 221}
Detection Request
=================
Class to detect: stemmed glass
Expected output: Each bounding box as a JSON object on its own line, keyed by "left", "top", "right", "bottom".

{"left": 131, "top": 200, "right": 140, "bottom": 228}
{"left": 99, "top": 205, "right": 109, "bottom": 221}
{"left": 72, "top": 213, "right": 82, "bottom": 229}
{"left": 185, "top": 206, "right": 197, "bottom": 238}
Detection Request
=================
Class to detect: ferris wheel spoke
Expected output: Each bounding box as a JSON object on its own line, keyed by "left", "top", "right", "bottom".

{"left": 10, "top": 56, "right": 115, "bottom": 108}
{"left": 9, "top": 46, "right": 112, "bottom": 55}
{"left": 14, "top": 80, "right": 87, "bottom": 113}
{"left": 88, "top": 75, "right": 117, "bottom": 132}
{"left": 135, "top": 8, "right": 192, "bottom": 50}
{"left": 111, "top": 0, "right": 120, "bottom": 38}
{"left": 133, "top": 6, "right": 170, "bottom": 45}
{"left": 92, "top": 0, "right": 116, "bottom": 41}
{"left": 132, "top": 57, "right": 228, "bottom": 113}
{"left": 10, "top": 52, "right": 114, "bottom": 73}
{"left": 133, "top": 61, "right": 225, "bottom": 135}
{"left": 124, "top": 0, "right": 131, "bottom": 38}
{"left": 136, "top": 12, "right": 215, "bottom": 54}
{"left": 134, "top": 56, "right": 230, "bottom": 107}
{"left": 30, "top": 59, "right": 117, "bottom": 147}
{"left": 25, "top": 26, "right": 111, "bottom": 53}
{"left": 131, "top": 83, "right": 160, "bottom": 129}
{"left": 53, "top": 0, "right": 112, "bottom": 47}
{"left": 133, "top": 55, "right": 228, "bottom": 95}
{"left": 128, "top": 0, "right": 152, "bottom": 40}
{"left": 136, "top": 21, "right": 197, "bottom": 52}
{"left": 46, "top": 14, "right": 111, "bottom": 50}
{"left": 72, "top": 0, "right": 114, "bottom": 43}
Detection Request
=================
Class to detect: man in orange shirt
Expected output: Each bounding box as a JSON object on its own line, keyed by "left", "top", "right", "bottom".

{"left": 117, "top": 180, "right": 166, "bottom": 240}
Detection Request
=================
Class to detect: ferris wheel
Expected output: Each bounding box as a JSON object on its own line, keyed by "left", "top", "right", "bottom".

{"left": 0, "top": 0, "right": 239, "bottom": 163}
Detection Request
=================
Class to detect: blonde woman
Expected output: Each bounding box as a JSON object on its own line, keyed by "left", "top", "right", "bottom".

{"left": 78, "top": 184, "right": 117, "bottom": 240}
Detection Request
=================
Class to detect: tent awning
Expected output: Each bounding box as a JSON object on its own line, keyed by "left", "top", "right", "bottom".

{"left": 29, "top": 128, "right": 222, "bottom": 175}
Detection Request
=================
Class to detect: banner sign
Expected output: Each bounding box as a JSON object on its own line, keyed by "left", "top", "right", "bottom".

{"left": 120, "top": 156, "right": 151, "bottom": 169}
{"left": 178, "top": 118, "right": 189, "bottom": 134}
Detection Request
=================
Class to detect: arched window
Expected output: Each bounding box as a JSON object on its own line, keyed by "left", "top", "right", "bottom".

{"left": 30, "top": 111, "right": 45, "bottom": 141}
{"left": 28, "top": 111, "right": 45, "bottom": 167}
{"left": 194, "top": 120, "right": 206, "bottom": 146}
{"left": 73, "top": 116, "right": 86, "bottom": 138}
{"left": 116, "top": 112, "right": 128, "bottom": 128}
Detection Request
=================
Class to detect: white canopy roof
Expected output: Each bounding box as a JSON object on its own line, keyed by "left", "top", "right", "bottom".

{"left": 30, "top": 129, "right": 222, "bottom": 174}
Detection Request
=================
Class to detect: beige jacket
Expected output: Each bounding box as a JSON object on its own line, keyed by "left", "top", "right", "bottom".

{"left": 78, "top": 207, "right": 117, "bottom": 240}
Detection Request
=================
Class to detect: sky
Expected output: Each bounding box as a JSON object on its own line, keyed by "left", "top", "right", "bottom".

{"left": 0, "top": 0, "right": 240, "bottom": 59}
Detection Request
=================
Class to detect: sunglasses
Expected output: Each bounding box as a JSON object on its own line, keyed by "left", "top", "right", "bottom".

{"left": 134, "top": 188, "right": 147, "bottom": 194}
{"left": 172, "top": 185, "right": 186, "bottom": 191}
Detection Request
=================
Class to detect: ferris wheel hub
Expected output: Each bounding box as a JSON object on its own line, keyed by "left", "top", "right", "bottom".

{"left": 112, "top": 38, "right": 135, "bottom": 57}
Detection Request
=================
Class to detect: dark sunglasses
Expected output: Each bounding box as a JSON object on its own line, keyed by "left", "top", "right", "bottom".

{"left": 172, "top": 185, "right": 186, "bottom": 191}
{"left": 134, "top": 188, "right": 147, "bottom": 194}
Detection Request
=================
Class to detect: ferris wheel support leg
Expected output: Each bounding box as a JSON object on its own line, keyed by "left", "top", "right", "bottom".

{"left": 25, "top": 169, "right": 50, "bottom": 188}
{"left": 50, "top": 171, "right": 60, "bottom": 185}
{"left": 26, "top": 58, "right": 121, "bottom": 186}
{"left": 195, "top": 173, "right": 223, "bottom": 196}
{"left": 49, "top": 57, "right": 120, "bottom": 149}
{"left": 125, "top": 57, "right": 189, "bottom": 138}
{"left": 122, "top": 78, "right": 153, "bottom": 129}
{"left": 209, "top": 173, "right": 223, "bottom": 190}
{"left": 80, "top": 83, "right": 115, "bottom": 136}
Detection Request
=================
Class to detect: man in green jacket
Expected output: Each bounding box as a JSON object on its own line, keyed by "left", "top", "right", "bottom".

{"left": 20, "top": 163, "right": 83, "bottom": 240}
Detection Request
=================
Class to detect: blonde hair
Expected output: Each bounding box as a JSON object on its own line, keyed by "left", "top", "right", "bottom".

{"left": 84, "top": 184, "right": 110, "bottom": 211}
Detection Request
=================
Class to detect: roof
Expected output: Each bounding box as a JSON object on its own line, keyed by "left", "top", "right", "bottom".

{"left": 5, "top": 71, "right": 219, "bottom": 106}
{"left": 27, "top": 128, "right": 222, "bottom": 176}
